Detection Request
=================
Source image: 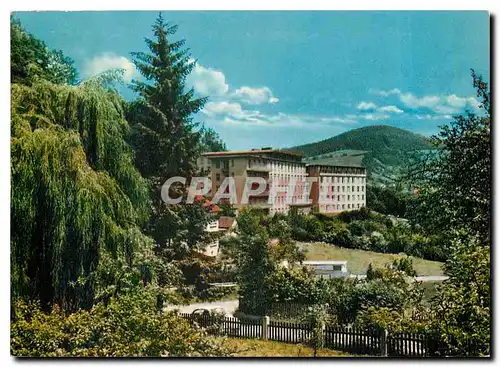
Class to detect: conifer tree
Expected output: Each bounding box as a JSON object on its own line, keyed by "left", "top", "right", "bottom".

{"left": 127, "top": 13, "right": 206, "bottom": 194}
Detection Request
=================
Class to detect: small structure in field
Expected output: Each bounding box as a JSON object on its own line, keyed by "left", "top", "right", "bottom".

{"left": 302, "top": 260, "right": 349, "bottom": 278}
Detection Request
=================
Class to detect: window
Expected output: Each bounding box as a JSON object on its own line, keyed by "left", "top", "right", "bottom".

{"left": 216, "top": 173, "right": 220, "bottom": 181}
{"left": 362, "top": 195, "right": 365, "bottom": 200}
{"left": 332, "top": 264, "right": 342, "bottom": 272}
{"left": 215, "top": 160, "right": 220, "bottom": 169}
{"left": 231, "top": 159, "right": 234, "bottom": 167}
{"left": 347, "top": 195, "right": 350, "bottom": 200}
{"left": 337, "top": 195, "right": 340, "bottom": 201}
{"left": 357, "top": 186, "right": 360, "bottom": 192}
{"left": 342, "top": 186, "right": 345, "bottom": 192}
{"left": 348, "top": 204, "right": 351, "bottom": 209}
{"left": 231, "top": 172, "right": 234, "bottom": 177}
{"left": 342, "top": 204, "right": 345, "bottom": 209}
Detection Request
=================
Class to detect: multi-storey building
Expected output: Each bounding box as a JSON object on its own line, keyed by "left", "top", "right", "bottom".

{"left": 200, "top": 148, "right": 367, "bottom": 215}
{"left": 196, "top": 155, "right": 212, "bottom": 175}
{"left": 201, "top": 148, "right": 307, "bottom": 214}
{"left": 307, "top": 160, "right": 367, "bottom": 214}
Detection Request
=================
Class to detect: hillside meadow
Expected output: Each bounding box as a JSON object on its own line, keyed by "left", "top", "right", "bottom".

{"left": 300, "top": 242, "right": 444, "bottom": 276}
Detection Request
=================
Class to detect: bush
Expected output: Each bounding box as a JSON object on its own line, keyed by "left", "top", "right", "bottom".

{"left": 11, "top": 288, "right": 231, "bottom": 357}
{"left": 264, "top": 266, "right": 324, "bottom": 305}
{"left": 336, "top": 207, "right": 372, "bottom": 223}
{"left": 391, "top": 256, "right": 417, "bottom": 277}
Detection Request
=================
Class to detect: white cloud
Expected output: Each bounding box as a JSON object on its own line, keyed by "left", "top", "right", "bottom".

{"left": 186, "top": 61, "right": 229, "bottom": 96}
{"left": 202, "top": 101, "right": 243, "bottom": 116}
{"left": 83, "top": 53, "right": 139, "bottom": 83}
{"left": 371, "top": 88, "right": 401, "bottom": 97}
{"left": 360, "top": 113, "right": 390, "bottom": 121}
{"left": 377, "top": 105, "right": 404, "bottom": 114}
{"left": 400, "top": 93, "right": 441, "bottom": 109}
{"left": 446, "top": 94, "right": 468, "bottom": 108}
{"left": 415, "top": 114, "right": 453, "bottom": 120}
{"left": 356, "top": 101, "right": 377, "bottom": 111}
{"left": 203, "top": 102, "right": 357, "bottom": 128}
{"left": 374, "top": 87, "right": 481, "bottom": 115}
{"left": 432, "top": 105, "right": 459, "bottom": 115}
{"left": 232, "top": 86, "right": 279, "bottom": 105}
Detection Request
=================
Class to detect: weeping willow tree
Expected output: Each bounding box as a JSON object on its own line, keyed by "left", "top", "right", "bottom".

{"left": 11, "top": 76, "right": 156, "bottom": 312}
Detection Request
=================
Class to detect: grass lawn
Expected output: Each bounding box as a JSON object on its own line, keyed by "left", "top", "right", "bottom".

{"left": 217, "top": 337, "right": 353, "bottom": 357}
{"left": 300, "top": 242, "right": 444, "bottom": 276}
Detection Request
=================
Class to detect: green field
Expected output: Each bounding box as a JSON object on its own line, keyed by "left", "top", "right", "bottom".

{"left": 301, "top": 242, "right": 444, "bottom": 276}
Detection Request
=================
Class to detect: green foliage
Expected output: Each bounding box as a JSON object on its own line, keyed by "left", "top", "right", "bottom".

{"left": 300, "top": 304, "right": 330, "bottom": 356}
{"left": 199, "top": 126, "right": 227, "bottom": 152}
{"left": 391, "top": 256, "right": 417, "bottom": 277}
{"left": 356, "top": 306, "right": 431, "bottom": 333}
{"left": 330, "top": 268, "right": 422, "bottom": 325}
{"left": 366, "top": 184, "right": 411, "bottom": 217}
{"left": 150, "top": 202, "right": 213, "bottom": 262}
{"left": 11, "top": 16, "right": 78, "bottom": 85}
{"left": 290, "top": 125, "right": 433, "bottom": 158}
{"left": 234, "top": 209, "right": 275, "bottom": 316}
{"left": 406, "top": 70, "right": 490, "bottom": 243}
{"left": 11, "top": 288, "right": 231, "bottom": 357}
{"left": 406, "top": 71, "right": 491, "bottom": 356}
{"left": 279, "top": 207, "right": 446, "bottom": 262}
{"left": 127, "top": 13, "right": 206, "bottom": 189}
{"left": 430, "top": 237, "right": 490, "bottom": 356}
{"left": 264, "top": 266, "right": 324, "bottom": 305}
{"left": 218, "top": 203, "right": 236, "bottom": 217}
{"left": 11, "top": 81, "right": 152, "bottom": 312}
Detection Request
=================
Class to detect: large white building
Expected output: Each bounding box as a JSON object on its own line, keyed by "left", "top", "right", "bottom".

{"left": 201, "top": 148, "right": 308, "bottom": 215}
{"left": 198, "top": 148, "right": 367, "bottom": 215}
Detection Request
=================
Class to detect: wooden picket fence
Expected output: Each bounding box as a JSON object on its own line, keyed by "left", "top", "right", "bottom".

{"left": 178, "top": 313, "right": 480, "bottom": 357}
{"left": 324, "top": 325, "right": 381, "bottom": 355}
{"left": 268, "top": 320, "right": 312, "bottom": 344}
{"left": 179, "top": 313, "right": 262, "bottom": 339}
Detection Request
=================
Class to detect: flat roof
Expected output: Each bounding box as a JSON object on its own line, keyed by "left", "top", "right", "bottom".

{"left": 202, "top": 149, "right": 303, "bottom": 158}
{"left": 302, "top": 260, "right": 348, "bottom": 265}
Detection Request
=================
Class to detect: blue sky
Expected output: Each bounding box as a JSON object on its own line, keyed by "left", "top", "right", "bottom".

{"left": 15, "top": 11, "right": 490, "bottom": 150}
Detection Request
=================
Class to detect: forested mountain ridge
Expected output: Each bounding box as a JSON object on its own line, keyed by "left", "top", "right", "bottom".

{"left": 288, "top": 125, "right": 435, "bottom": 185}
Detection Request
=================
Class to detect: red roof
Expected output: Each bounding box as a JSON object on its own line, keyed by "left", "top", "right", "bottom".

{"left": 202, "top": 149, "right": 303, "bottom": 158}
{"left": 218, "top": 216, "right": 236, "bottom": 229}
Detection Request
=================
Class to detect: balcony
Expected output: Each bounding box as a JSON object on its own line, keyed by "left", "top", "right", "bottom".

{"left": 246, "top": 164, "right": 271, "bottom": 172}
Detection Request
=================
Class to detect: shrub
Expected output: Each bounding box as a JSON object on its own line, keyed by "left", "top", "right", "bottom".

{"left": 336, "top": 207, "right": 372, "bottom": 223}
{"left": 264, "top": 266, "right": 323, "bottom": 305}
{"left": 11, "top": 288, "right": 231, "bottom": 357}
{"left": 391, "top": 256, "right": 417, "bottom": 277}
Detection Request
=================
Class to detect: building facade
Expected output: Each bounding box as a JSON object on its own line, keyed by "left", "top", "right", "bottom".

{"left": 201, "top": 148, "right": 307, "bottom": 215}
{"left": 307, "top": 163, "right": 367, "bottom": 214}
{"left": 200, "top": 148, "right": 367, "bottom": 215}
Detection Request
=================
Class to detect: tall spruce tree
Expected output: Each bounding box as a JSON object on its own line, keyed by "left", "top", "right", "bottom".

{"left": 127, "top": 13, "right": 206, "bottom": 196}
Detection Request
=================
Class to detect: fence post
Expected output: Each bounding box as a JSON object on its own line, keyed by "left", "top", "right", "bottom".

{"left": 320, "top": 322, "right": 326, "bottom": 348}
{"left": 380, "top": 328, "right": 388, "bottom": 357}
{"left": 261, "top": 316, "right": 270, "bottom": 340}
